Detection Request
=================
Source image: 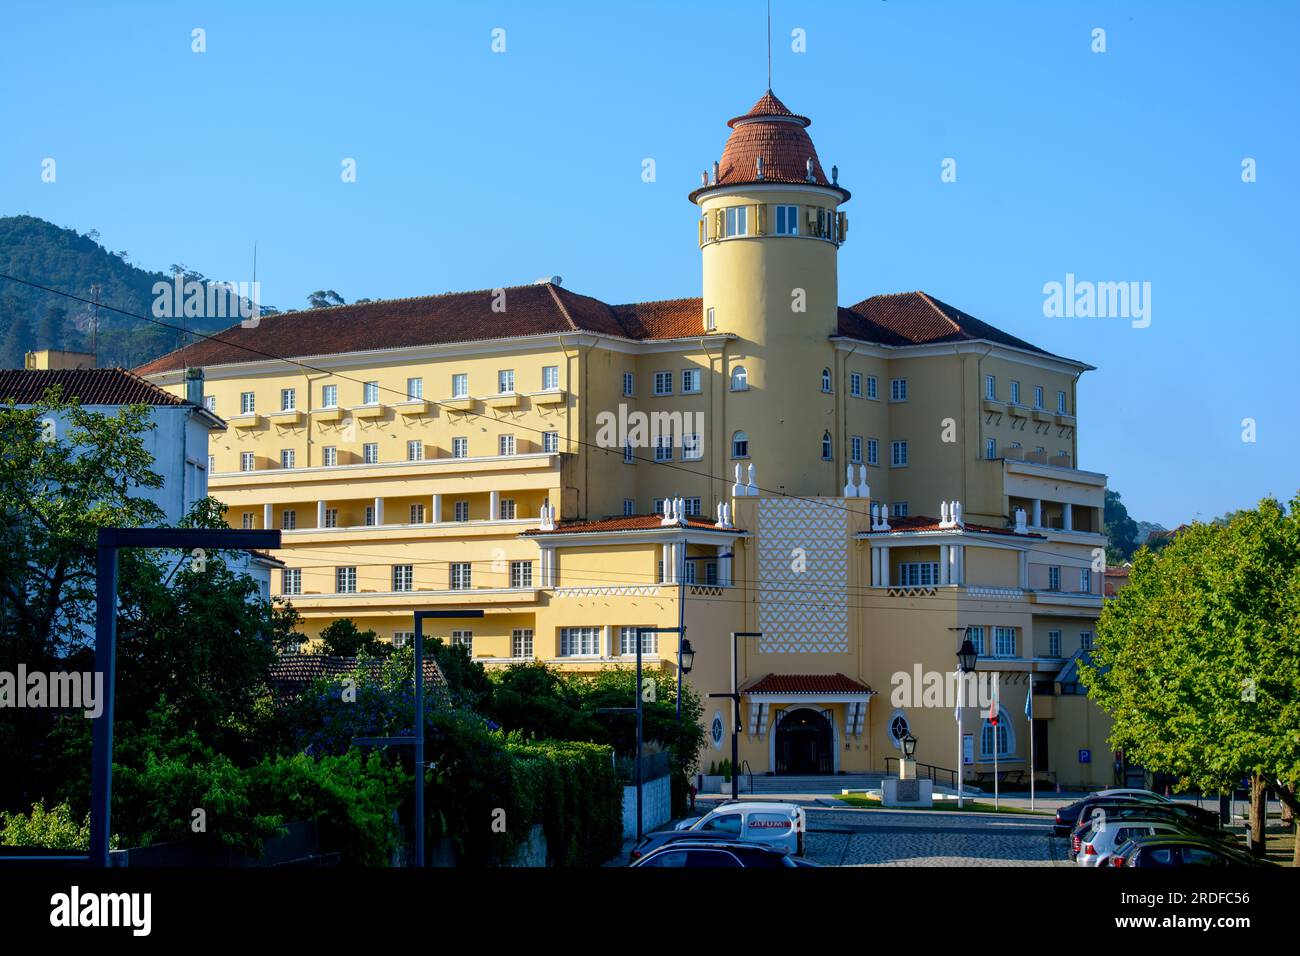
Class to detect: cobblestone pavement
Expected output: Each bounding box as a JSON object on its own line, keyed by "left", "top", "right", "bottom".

{"left": 804, "top": 807, "right": 1070, "bottom": 867}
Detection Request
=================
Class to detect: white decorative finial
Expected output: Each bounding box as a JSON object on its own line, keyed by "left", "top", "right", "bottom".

{"left": 857, "top": 464, "right": 869, "bottom": 499}
{"left": 745, "top": 463, "right": 757, "bottom": 497}
{"left": 1014, "top": 507, "right": 1027, "bottom": 534}
{"left": 844, "top": 464, "right": 856, "bottom": 498}
{"left": 953, "top": 501, "right": 964, "bottom": 528}
{"left": 733, "top": 463, "right": 744, "bottom": 498}
{"left": 539, "top": 502, "right": 555, "bottom": 531}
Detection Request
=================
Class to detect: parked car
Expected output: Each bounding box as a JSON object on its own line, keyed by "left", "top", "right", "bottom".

{"left": 1076, "top": 819, "right": 1193, "bottom": 867}
{"left": 634, "top": 802, "right": 805, "bottom": 861}
{"left": 630, "top": 839, "right": 810, "bottom": 868}
{"left": 1108, "top": 834, "right": 1275, "bottom": 868}
{"left": 1054, "top": 794, "right": 1220, "bottom": 837}
{"left": 1067, "top": 802, "right": 1236, "bottom": 860}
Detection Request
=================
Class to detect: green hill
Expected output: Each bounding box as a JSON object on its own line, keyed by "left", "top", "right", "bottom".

{"left": 0, "top": 215, "right": 274, "bottom": 370}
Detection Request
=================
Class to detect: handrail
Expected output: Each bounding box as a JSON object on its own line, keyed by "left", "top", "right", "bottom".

{"left": 741, "top": 759, "right": 754, "bottom": 794}
{"left": 884, "top": 757, "right": 957, "bottom": 790}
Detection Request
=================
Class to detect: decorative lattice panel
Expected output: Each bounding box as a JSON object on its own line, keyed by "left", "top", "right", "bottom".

{"left": 756, "top": 497, "right": 849, "bottom": 653}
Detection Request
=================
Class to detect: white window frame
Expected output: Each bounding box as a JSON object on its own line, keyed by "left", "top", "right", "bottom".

{"left": 654, "top": 371, "right": 673, "bottom": 395}
{"left": 821, "top": 431, "right": 833, "bottom": 460}
{"left": 705, "top": 307, "right": 716, "bottom": 331}
{"left": 682, "top": 368, "right": 701, "bottom": 394}
{"left": 1057, "top": 390, "right": 1068, "bottom": 414}
{"left": 541, "top": 366, "right": 559, "bottom": 391}
{"left": 1034, "top": 386, "right": 1044, "bottom": 409}
{"left": 620, "top": 626, "right": 658, "bottom": 656}
{"left": 282, "top": 568, "right": 301, "bottom": 596}
{"left": 821, "top": 368, "right": 832, "bottom": 393}
{"left": 866, "top": 375, "right": 878, "bottom": 400}
{"left": 730, "top": 366, "right": 748, "bottom": 391}
{"left": 363, "top": 443, "right": 379, "bottom": 464}
{"left": 1010, "top": 381, "right": 1020, "bottom": 405}
{"left": 498, "top": 369, "right": 515, "bottom": 394}
{"left": 985, "top": 375, "right": 996, "bottom": 400}
{"left": 898, "top": 561, "right": 939, "bottom": 587}
{"left": 1048, "top": 566, "right": 1061, "bottom": 591}
{"left": 867, "top": 438, "right": 879, "bottom": 466}
{"left": 407, "top": 440, "right": 423, "bottom": 462}
{"left": 985, "top": 438, "right": 997, "bottom": 460}
{"left": 890, "top": 378, "right": 907, "bottom": 402}
{"left": 280, "top": 448, "right": 295, "bottom": 469}
{"left": 543, "top": 430, "right": 559, "bottom": 453}
{"left": 240, "top": 392, "right": 255, "bottom": 415}
{"left": 724, "top": 205, "right": 748, "bottom": 237}
{"left": 322, "top": 446, "right": 337, "bottom": 466}
{"left": 559, "top": 626, "right": 601, "bottom": 657}
{"left": 499, "top": 434, "right": 516, "bottom": 456}
{"left": 499, "top": 498, "right": 516, "bottom": 520}
{"left": 452, "top": 437, "right": 468, "bottom": 458}
{"left": 1048, "top": 629, "right": 1062, "bottom": 657}
{"left": 850, "top": 436, "right": 863, "bottom": 464}
{"left": 407, "top": 377, "right": 423, "bottom": 400}
{"left": 240, "top": 451, "right": 255, "bottom": 472}
{"left": 891, "top": 440, "right": 908, "bottom": 467}
{"left": 994, "top": 626, "right": 1017, "bottom": 658}
{"left": 410, "top": 503, "right": 425, "bottom": 524}
{"left": 454, "top": 501, "right": 469, "bottom": 522}
{"left": 335, "top": 567, "right": 357, "bottom": 594}
{"left": 393, "top": 565, "right": 414, "bottom": 592}
{"left": 731, "top": 431, "right": 749, "bottom": 459}
{"left": 968, "top": 625, "right": 986, "bottom": 656}
{"left": 512, "top": 628, "right": 534, "bottom": 658}
{"left": 622, "top": 371, "right": 635, "bottom": 396}
{"left": 850, "top": 372, "right": 862, "bottom": 398}
{"left": 774, "top": 204, "right": 799, "bottom": 236}
{"left": 280, "top": 388, "right": 296, "bottom": 411}
{"left": 322, "top": 384, "right": 338, "bottom": 408}
{"left": 1080, "top": 568, "right": 1092, "bottom": 593}
{"left": 450, "top": 563, "right": 472, "bottom": 590}
{"left": 363, "top": 381, "right": 379, "bottom": 405}
{"left": 452, "top": 373, "right": 469, "bottom": 398}
{"left": 623, "top": 498, "right": 635, "bottom": 516}
{"left": 323, "top": 508, "right": 338, "bottom": 529}
{"left": 510, "top": 560, "right": 533, "bottom": 588}
{"left": 681, "top": 432, "right": 702, "bottom": 460}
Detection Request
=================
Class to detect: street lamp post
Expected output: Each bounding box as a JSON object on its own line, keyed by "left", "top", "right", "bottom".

{"left": 955, "top": 631, "right": 978, "bottom": 811}
{"left": 677, "top": 550, "right": 731, "bottom": 722}
{"left": 708, "top": 631, "right": 762, "bottom": 801}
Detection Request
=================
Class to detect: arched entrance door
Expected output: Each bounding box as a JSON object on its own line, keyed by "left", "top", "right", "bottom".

{"left": 774, "top": 708, "right": 833, "bottom": 775}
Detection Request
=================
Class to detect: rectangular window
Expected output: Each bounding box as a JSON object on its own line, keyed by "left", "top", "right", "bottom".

{"left": 363, "top": 381, "right": 379, "bottom": 405}
{"left": 364, "top": 505, "right": 376, "bottom": 527}
{"left": 410, "top": 503, "right": 425, "bottom": 524}
{"left": 560, "top": 626, "right": 601, "bottom": 657}
{"left": 705, "top": 307, "right": 716, "bottom": 331}
{"left": 623, "top": 443, "right": 634, "bottom": 464}
{"left": 451, "top": 630, "right": 473, "bottom": 652}
{"left": 242, "top": 512, "right": 255, "bottom": 529}
{"left": 543, "top": 430, "right": 559, "bottom": 453}
{"left": 655, "top": 435, "right": 672, "bottom": 462}
{"left": 985, "top": 375, "right": 996, "bottom": 400}
{"left": 282, "top": 510, "right": 297, "bottom": 530}
{"left": 622, "top": 371, "right": 634, "bottom": 396}
{"left": 282, "top": 568, "right": 301, "bottom": 596}
{"left": 203, "top": 395, "right": 216, "bottom": 412}
{"left": 851, "top": 436, "right": 863, "bottom": 464}
{"left": 684, "top": 497, "right": 702, "bottom": 516}
{"left": 498, "top": 369, "right": 515, "bottom": 394}
{"left": 654, "top": 371, "right": 673, "bottom": 395}
{"left": 392, "top": 565, "right": 413, "bottom": 592}
{"left": 623, "top": 498, "right": 635, "bottom": 516}
{"left": 280, "top": 388, "right": 296, "bottom": 411}
{"left": 867, "top": 438, "right": 879, "bottom": 466}
{"left": 1010, "top": 381, "right": 1021, "bottom": 405}
{"left": 850, "top": 372, "right": 862, "bottom": 397}
{"left": 1080, "top": 631, "right": 1094, "bottom": 651}
{"left": 499, "top": 498, "right": 516, "bottom": 520}
{"left": 322, "top": 384, "right": 338, "bottom": 408}
{"left": 450, "top": 563, "right": 472, "bottom": 590}
{"left": 890, "top": 378, "right": 907, "bottom": 401}
{"left": 898, "top": 561, "right": 940, "bottom": 586}
{"left": 207, "top": 454, "right": 215, "bottom": 472}
{"left": 542, "top": 366, "right": 559, "bottom": 390}
{"left": 240, "top": 392, "right": 255, "bottom": 414}
{"left": 724, "top": 205, "right": 748, "bottom": 237}
{"left": 452, "top": 373, "right": 468, "bottom": 398}
{"left": 1080, "top": 568, "right": 1092, "bottom": 593}
{"left": 454, "top": 501, "right": 469, "bottom": 522}
{"left": 1057, "top": 390, "right": 1068, "bottom": 414}
{"left": 682, "top": 368, "right": 701, "bottom": 393}
{"left": 322, "top": 446, "right": 337, "bottom": 466}
{"left": 510, "top": 561, "right": 533, "bottom": 588}
{"left": 452, "top": 437, "right": 468, "bottom": 458}
{"left": 619, "top": 626, "right": 657, "bottom": 655}
{"left": 994, "top": 626, "right": 1017, "bottom": 657}
{"left": 407, "top": 440, "right": 423, "bottom": 461}
{"left": 1048, "top": 629, "right": 1062, "bottom": 657}
{"left": 892, "top": 502, "right": 909, "bottom": 518}
{"left": 985, "top": 438, "right": 997, "bottom": 460}
{"left": 407, "top": 377, "right": 423, "bottom": 400}
{"left": 681, "top": 433, "right": 702, "bottom": 460}
{"left": 891, "top": 440, "right": 908, "bottom": 467}
{"left": 392, "top": 632, "right": 413, "bottom": 650}
{"left": 512, "top": 628, "right": 534, "bottom": 658}
{"left": 241, "top": 452, "right": 255, "bottom": 472}
{"left": 774, "top": 204, "right": 799, "bottom": 236}
{"left": 653, "top": 498, "right": 666, "bottom": 516}
{"left": 499, "top": 435, "right": 515, "bottom": 456}
{"left": 336, "top": 567, "right": 357, "bottom": 594}
{"left": 280, "top": 449, "right": 295, "bottom": 469}
{"left": 866, "top": 376, "right": 878, "bottom": 400}
{"left": 363, "top": 443, "right": 378, "bottom": 464}
{"left": 1048, "top": 566, "right": 1061, "bottom": 591}
{"left": 323, "top": 508, "right": 338, "bottom": 529}
{"left": 968, "top": 625, "right": 986, "bottom": 656}
{"left": 1031, "top": 386, "right": 1043, "bottom": 409}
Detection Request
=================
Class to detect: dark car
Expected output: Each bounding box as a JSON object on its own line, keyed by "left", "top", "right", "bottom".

{"left": 1108, "top": 834, "right": 1275, "bottom": 868}
{"left": 630, "top": 839, "right": 813, "bottom": 868}
{"left": 1067, "top": 803, "right": 1234, "bottom": 860}
{"left": 1054, "top": 795, "right": 1220, "bottom": 838}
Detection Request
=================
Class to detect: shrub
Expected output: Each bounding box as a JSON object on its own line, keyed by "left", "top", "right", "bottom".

{"left": 0, "top": 800, "right": 94, "bottom": 850}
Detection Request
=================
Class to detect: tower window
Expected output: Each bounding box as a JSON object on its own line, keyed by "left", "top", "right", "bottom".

{"left": 724, "top": 206, "right": 748, "bottom": 238}
{"left": 730, "top": 366, "right": 748, "bottom": 391}
{"left": 731, "top": 431, "right": 749, "bottom": 459}
{"left": 774, "top": 205, "right": 799, "bottom": 236}
{"left": 821, "top": 431, "right": 833, "bottom": 460}
{"left": 821, "top": 368, "right": 832, "bottom": 393}
{"left": 705, "top": 307, "right": 716, "bottom": 331}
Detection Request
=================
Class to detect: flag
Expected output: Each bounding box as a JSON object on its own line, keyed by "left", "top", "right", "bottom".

{"left": 1024, "top": 689, "right": 1033, "bottom": 719}
{"left": 987, "top": 695, "right": 998, "bottom": 725}
{"left": 954, "top": 702, "right": 960, "bottom": 724}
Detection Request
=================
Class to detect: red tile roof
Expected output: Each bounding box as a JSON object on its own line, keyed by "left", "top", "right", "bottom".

{"left": 131, "top": 283, "right": 1069, "bottom": 378}
{"left": 522, "top": 514, "right": 742, "bottom": 536}
{"left": 840, "top": 291, "right": 1059, "bottom": 358}
{"left": 0, "top": 367, "right": 197, "bottom": 407}
{"left": 745, "top": 673, "right": 873, "bottom": 695}
{"left": 863, "top": 515, "right": 1043, "bottom": 538}
{"left": 267, "top": 653, "right": 446, "bottom": 697}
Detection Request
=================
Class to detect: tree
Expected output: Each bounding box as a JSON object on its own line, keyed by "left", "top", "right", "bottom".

{"left": 306, "top": 290, "right": 345, "bottom": 309}
{"left": 1, "top": 309, "right": 32, "bottom": 368}
{"left": 1082, "top": 497, "right": 1300, "bottom": 863}
{"left": 315, "top": 618, "right": 385, "bottom": 658}
{"left": 36, "top": 305, "right": 68, "bottom": 351}
{"left": 1102, "top": 489, "right": 1140, "bottom": 562}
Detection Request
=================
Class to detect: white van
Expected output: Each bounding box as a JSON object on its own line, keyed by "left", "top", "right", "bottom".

{"left": 677, "top": 802, "right": 806, "bottom": 856}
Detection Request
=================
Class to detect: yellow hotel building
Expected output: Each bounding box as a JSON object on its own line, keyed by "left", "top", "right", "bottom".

{"left": 138, "top": 91, "right": 1114, "bottom": 788}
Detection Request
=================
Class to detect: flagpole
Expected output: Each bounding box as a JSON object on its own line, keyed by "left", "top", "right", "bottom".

{"left": 1027, "top": 689, "right": 1036, "bottom": 812}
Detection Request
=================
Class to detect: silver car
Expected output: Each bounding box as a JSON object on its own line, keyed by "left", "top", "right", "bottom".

{"left": 1077, "top": 819, "right": 1189, "bottom": 867}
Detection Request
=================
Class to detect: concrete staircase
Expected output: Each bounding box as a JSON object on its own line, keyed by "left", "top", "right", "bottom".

{"left": 738, "top": 773, "right": 890, "bottom": 795}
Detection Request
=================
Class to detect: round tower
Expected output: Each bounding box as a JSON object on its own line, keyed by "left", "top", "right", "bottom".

{"left": 691, "top": 90, "right": 851, "bottom": 496}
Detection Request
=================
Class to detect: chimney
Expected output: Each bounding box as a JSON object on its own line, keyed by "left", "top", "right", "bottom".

{"left": 185, "top": 367, "right": 205, "bottom": 406}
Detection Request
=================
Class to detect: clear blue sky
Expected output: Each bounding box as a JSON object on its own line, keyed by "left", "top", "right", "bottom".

{"left": 3, "top": 0, "right": 1297, "bottom": 528}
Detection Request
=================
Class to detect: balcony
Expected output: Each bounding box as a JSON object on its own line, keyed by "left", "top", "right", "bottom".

{"left": 442, "top": 396, "right": 477, "bottom": 412}
{"left": 981, "top": 398, "right": 1008, "bottom": 415}
{"left": 266, "top": 408, "right": 303, "bottom": 426}
{"left": 530, "top": 389, "right": 567, "bottom": 407}
{"left": 396, "top": 400, "right": 432, "bottom": 417}
{"left": 230, "top": 414, "right": 262, "bottom": 429}
{"left": 484, "top": 392, "right": 521, "bottom": 411}
{"left": 350, "top": 403, "right": 386, "bottom": 420}
{"left": 1007, "top": 403, "right": 1029, "bottom": 419}
{"left": 1054, "top": 412, "right": 1076, "bottom": 427}
{"left": 311, "top": 406, "right": 344, "bottom": 422}
{"left": 1031, "top": 408, "right": 1053, "bottom": 423}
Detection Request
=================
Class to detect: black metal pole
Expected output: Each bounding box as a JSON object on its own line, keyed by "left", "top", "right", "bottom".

{"left": 414, "top": 616, "right": 426, "bottom": 868}
{"left": 636, "top": 627, "right": 644, "bottom": 844}
{"left": 731, "top": 630, "right": 739, "bottom": 801}
{"left": 88, "top": 541, "right": 118, "bottom": 868}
